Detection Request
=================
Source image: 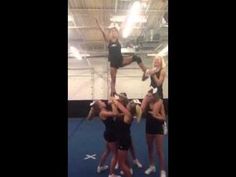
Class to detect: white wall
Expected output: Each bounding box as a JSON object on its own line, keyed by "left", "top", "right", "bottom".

{"left": 68, "top": 57, "right": 168, "bottom": 100}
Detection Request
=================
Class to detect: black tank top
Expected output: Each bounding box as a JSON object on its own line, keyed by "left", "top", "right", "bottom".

{"left": 150, "top": 69, "right": 163, "bottom": 99}
{"left": 108, "top": 40, "right": 122, "bottom": 60}
{"left": 102, "top": 104, "right": 115, "bottom": 132}
{"left": 102, "top": 117, "right": 115, "bottom": 133}
{"left": 116, "top": 117, "right": 131, "bottom": 136}
{"left": 115, "top": 109, "right": 131, "bottom": 137}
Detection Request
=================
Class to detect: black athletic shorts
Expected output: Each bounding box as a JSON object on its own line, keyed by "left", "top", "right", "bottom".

{"left": 103, "top": 131, "right": 117, "bottom": 142}
{"left": 117, "top": 134, "right": 131, "bottom": 151}
{"left": 146, "top": 118, "right": 164, "bottom": 135}
{"left": 108, "top": 56, "right": 123, "bottom": 69}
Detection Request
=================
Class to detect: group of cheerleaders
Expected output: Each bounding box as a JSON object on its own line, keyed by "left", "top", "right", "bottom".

{"left": 86, "top": 18, "right": 167, "bottom": 177}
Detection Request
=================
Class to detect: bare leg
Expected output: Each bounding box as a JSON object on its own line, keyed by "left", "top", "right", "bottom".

{"left": 122, "top": 55, "right": 147, "bottom": 72}
{"left": 119, "top": 152, "right": 133, "bottom": 175}
{"left": 128, "top": 138, "right": 142, "bottom": 168}
{"left": 125, "top": 158, "right": 130, "bottom": 169}
{"left": 98, "top": 142, "right": 110, "bottom": 166}
{"left": 129, "top": 138, "right": 136, "bottom": 160}
{"left": 144, "top": 134, "right": 157, "bottom": 175}
{"left": 110, "top": 67, "right": 117, "bottom": 96}
{"left": 138, "top": 62, "right": 147, "bottom": 72}
{"left": 146, "top": 134, "right": 155, "bottom": 166}
{"left": 122, "top": 56, "right": 133, "bottom": 66}
{"left": 118, "top": 150, "right": 132, "bottom": 177}
{"left": 141, "top": 95, "right": 152, "bottom": 112}
{"left": 108, "top": 142, "right": 119, "bottom": 175}
{"left": 156, "top": 135, "right": 165, "bottom": 171}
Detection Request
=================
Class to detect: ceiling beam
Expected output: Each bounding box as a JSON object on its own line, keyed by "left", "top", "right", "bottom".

{"left": 114, "top": 0, "right": 118, "bottom": 13}
{"left": 73, "top": 48, "right": 168, "bottom": 55}
{"left": 69, "top": 8, "right": 167, "bottom": 14}
{"left": 69, "top": 39, "right": 105, "bottom": 43}
{"left": 69, "top": 38, "right": 168, "bottom": 43}
{"left": 68, "top": 26, "right": 146, "bottom": 30}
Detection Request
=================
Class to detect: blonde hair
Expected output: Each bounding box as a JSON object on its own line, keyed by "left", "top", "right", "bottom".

{"left": 87, "top": 107, "right": 95, "bottom": 120}
{"left": 128, "top": 100, "right": 142, "bottom": 123}
{"left": 86, "top": 100, "right": 100, "bottom": 120}
{"left": 135, "top": 105, "right": 142, "bottom": 123}
{"left": 153, "top": 55, "right": 166, "bottom": 69}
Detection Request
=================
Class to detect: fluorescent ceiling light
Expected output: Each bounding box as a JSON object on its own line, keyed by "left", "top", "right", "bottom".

{"left": 162, "top": 17, "right": 167, "bottom": 24}
{"left": 121, "top": 47, "right": 135, "bottom": 54}
{"left": 158, "top": 45, "right": 168, "bottom": 57}
{"left": 129, "top": 1, "right": 142, "bottom": 15}
{"left": 80, "top": 54, "right": 90, "bottom": 57}
{"left": 161, "top": 24, "right": 168, "bottom": 27}
{"left": 141, "top": 2, "right": 147, "bottom": 8}
{"left": 147, "top": 54, "right": 157, "bottom": 57}
{"left": 68, "top": 15, "right": 74, "bottom": 22}
{"left": 69, "top": 46, "right": 82, "bottom": 60}
{"left": 122, "top": 1, "right": 142, "bottom": 38}
{"left": 147, "top": 45, "right": 168, "bottom": 57}
{"left": 161, "top": 17, "right": 168, "bottom": 27}
{"left": 110, "top": 15, "right": 147, "bottom": 23}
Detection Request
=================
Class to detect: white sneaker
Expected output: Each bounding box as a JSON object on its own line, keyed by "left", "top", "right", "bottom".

{"left": 163, "top": 121, "right": 168, "bottom": 135}
{"left": 108, "top": 174, "right": 121, "bottom": 177}
{"left": 133, "top": 159, "right": 142, "bottom": 168}
{"left": 160, "top": 170, "right": 166, "bottom": 177}
{"left": 120, "top": 168, "right": 133, "bottom": 175}
{"left": 130, "top": 168, "right": 133, "bottom": 175}
{"left": 144, "top": 166, "right": 156, "bottom": 175}
{"left": 97, "top": 165, "right": 109, "bottom": 173}
{"left": 115, "top": 163, "right": 119, "bottom": 170}
{"left": 142, "top": 67, "right": 161, "bottom": 81}
{"left": 142, "top": 69, "right": 150, "bottom": 81}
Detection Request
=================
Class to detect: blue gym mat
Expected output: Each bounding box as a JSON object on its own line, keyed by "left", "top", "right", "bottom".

{"left": 68, "top": 118, "right": 168, "bottom": 177}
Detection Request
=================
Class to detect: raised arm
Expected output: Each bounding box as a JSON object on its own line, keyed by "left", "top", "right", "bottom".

{"left": 151, "top": 69, "right": 166, "bottom": 86}
{"left": 99, "top": 110, "right": 118, "bottom": 119}
{"left": 112, "top": 98, "right": 131, "bottom": 118}
{"left": 95, "top": 18, "right": 109, "bottom": 43}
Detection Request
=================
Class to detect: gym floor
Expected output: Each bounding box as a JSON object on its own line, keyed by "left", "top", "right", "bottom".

{"left": 68, "top": 118, "right": 168, "bottom": 177}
